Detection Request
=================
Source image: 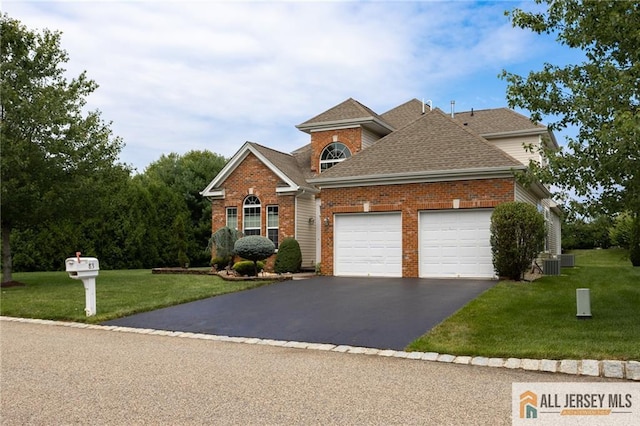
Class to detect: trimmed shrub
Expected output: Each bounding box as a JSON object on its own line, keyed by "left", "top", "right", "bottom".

{"left": 274, "top": 238, "right": 302, "bottom": 274}
{"left": 490, "top": 201, "right": 546, "bottom": 281}
{"left": 233, "top": 260, "right": 265, "bottom": 276}
{"left": 234, "top": 236, "right": 275, "bottom": 276}
{"left": 211, "top": 256, "right": 231, "bottom": 271}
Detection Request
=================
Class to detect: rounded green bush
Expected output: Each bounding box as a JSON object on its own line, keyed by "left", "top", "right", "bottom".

{"left": 490, "top": 201, "right": 545, "bottom": 280}
{"left": 234, "top": 236, "right": 275, "bottom": 262}
{"left": 274, "top": 238, "right": 302, "bottom": 274}
{"left": 234, "top": 236, "right": 275, "bottom": 276}
{"left": 233, "top": 260, "right": 265, "bottom": 276}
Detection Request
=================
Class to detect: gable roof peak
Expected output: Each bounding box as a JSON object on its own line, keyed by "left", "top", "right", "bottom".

{"left": 380, "top": 98, "right": 434, "bottom": 130}
{"left": 296, "top": 97, "right": 394, "bottom": 135}
{"left": 200, "top": 140, "right": 318, "bottom": 198}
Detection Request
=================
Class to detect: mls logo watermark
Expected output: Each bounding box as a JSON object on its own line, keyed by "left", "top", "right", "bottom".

{"left": 520, "top": 390, "right": 538, "bottom": 419}
{"left": 512, "top": 383, "right": 639, "bottom": 425}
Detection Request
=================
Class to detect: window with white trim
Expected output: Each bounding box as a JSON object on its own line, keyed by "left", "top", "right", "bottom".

{"left": 320, "top": 142, "right": 351, "bottom": 171}
{"left": 267, "top": 205, "right": 279, "bottom": 248}
{"left": 226, "top": 207, "right": 238, "bottom": 230}
{"left": 243, "top": 195, "right": 261, "bottom": 236}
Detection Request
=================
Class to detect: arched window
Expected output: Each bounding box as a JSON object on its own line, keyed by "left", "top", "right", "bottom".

{"left": 243, "top": 195, "right": 261, "bottom": 236}
{"left": 320, "top": 142, "right": 351, "bottom": 171}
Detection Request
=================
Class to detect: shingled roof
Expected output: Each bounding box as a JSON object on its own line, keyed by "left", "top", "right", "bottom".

{"left": 381, "top": 101, "right": 547, "bottom": 137}
{"left": 297, "top": 98, "right": 382, "bottom": 126}
{"left": 380, "top": 98, "right": 425, "bottom": 129}
{"left": 453, "top": 108, "right": 546, "bottom": 135}
{"left": 310, "top": 108, "right": 524, "bottom": 183}
{"left": 291, "top": 144, "right": 315, "bottom": 181}
{"left": 200, "top": 141, "right": 318, "bottom": 197}
{"left": 203, "top": 97, "right": 552, "bottom": 196}
{"left": 249, "top": 142, "right": 313, "bottom": 189}
{"left": 296, "top": 98, "right": 394, "bottom": 135}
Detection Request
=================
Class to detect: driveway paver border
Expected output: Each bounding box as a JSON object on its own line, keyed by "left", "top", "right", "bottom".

{"left": 2, "top": 316, "right": 637, "bottom": 381}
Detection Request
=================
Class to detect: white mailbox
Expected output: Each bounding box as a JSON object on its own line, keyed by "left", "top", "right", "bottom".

{"left": 65, "top": 255, "right": 100, "bottom": 316}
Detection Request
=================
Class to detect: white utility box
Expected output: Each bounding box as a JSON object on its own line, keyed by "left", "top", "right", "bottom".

{"left": 576, "top": 288, "right": 592, "bottom": 319}
{"left": 65, "top": 255, "right": 99, "bottom": 316}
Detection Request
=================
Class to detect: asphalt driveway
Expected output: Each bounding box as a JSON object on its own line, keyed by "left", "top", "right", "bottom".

{"left": 103, "top": 276, "right": 495, "bottom": 350}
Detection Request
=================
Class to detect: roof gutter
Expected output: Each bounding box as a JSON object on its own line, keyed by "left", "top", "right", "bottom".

{"left": 528, "top": 181, "right": 552, "bottom": 199}
{"left": 549, "top": 199, "right": 563, "bottom": 216}
{"left": 201, "top": 188, "right": 225, "bottom": 200}
{"left": 308, "top": 166, "right": 527, "bottom": 189}
{"left": 276, "top": 185, "right": 320, "bottom": 195}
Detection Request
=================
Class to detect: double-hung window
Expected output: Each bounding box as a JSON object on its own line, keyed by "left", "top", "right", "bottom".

{"left": 267, "top": 205, "right": 279, "bottom": 248}
{"left": 226, "top": 207, "right": 238, "bottom": 230}
{"left": 243, "top": 195, "right": 261, "bottom": 236}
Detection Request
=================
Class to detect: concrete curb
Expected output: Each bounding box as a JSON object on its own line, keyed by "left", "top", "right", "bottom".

{"left": 3, "top": 316, "right": 638, "bottom": 381}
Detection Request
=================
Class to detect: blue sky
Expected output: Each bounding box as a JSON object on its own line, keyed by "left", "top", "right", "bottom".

{"left": 5, "top": 0, "right": 583, "bottom": 173}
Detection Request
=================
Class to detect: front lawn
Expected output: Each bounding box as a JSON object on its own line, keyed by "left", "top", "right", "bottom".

{"left": 407, "top": 248, "right": 639, "bottom": 360}
{"left": 0, "top": 270, "right": 272, "bottom": 323}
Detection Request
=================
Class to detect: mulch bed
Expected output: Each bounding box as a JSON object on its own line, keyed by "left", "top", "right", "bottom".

{"left": 151, "top": 268, "right": 214, "bottom": 275}
{"left": 216, "top": 272, "right": 291, "bottom": 282}
{"left": 150, "top": 268, "right": 290, "bottom": 282}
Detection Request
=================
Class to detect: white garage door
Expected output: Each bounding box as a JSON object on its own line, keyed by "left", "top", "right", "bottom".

{"left": 334, "top": 213, "right": 402, "bottom": 277}
{"left": 420, "top": 210, "right": 495, "bottom": 278}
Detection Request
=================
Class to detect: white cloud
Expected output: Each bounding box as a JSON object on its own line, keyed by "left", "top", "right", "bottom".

{"left": 4, "top": 0, "right": 573, "bottom": 172}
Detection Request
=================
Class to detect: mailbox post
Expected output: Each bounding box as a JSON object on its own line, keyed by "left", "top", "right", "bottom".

{"left": 65, "top": 254, "right": 100, "bottom": 316}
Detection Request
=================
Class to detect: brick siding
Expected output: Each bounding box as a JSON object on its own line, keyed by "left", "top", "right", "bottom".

{"left": 210, "top": 153, "right": 296, "bottom": 271}
{"left": 319, "top": 178, "right": 515, "bottom": 277}
{"left": 310, "top": 128, "right": 363, "bottom": 173}
{"left": 209, "top": 146, "right": 517, "bottom": 277}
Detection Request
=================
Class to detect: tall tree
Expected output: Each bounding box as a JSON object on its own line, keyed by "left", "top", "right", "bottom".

{"left": 1, "top": 15, "right": 125, "bottom": 283}
{"left": 142, "top": 150, "right": 227, "bottom": 265}
{"left": 501, "top": 0, "right": 639, "bottom": 265}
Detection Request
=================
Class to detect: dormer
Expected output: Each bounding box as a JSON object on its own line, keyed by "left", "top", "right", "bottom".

{"left": 296, "top": 98, "right": 394, "bottom": 174}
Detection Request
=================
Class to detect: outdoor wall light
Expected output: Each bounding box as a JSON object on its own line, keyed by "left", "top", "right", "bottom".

{"left": 324, "top": 217, "right": 330, "bottom": 226}
{"left": 308, "top": 217, "right": 315, "bottom": 225}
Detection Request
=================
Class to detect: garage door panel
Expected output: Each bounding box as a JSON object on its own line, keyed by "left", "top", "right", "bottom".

{"left": 435, "top": 247, "right": 456, "bottom": 257}
{"left": 335, "top": 213, "right": 402, "bottom": 277}
{"left": 420, "top": 210, "right": 495, "bottom": 278}
{"left": 368, "top": 248, "right": 387, "bottom": 256}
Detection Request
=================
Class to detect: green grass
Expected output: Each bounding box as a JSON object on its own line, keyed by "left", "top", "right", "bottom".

{"left": 0, "top": 270, "right": 272, "bottom": 323}
{"left": 407, "top": 248, "right": 640, "bottom": 360}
